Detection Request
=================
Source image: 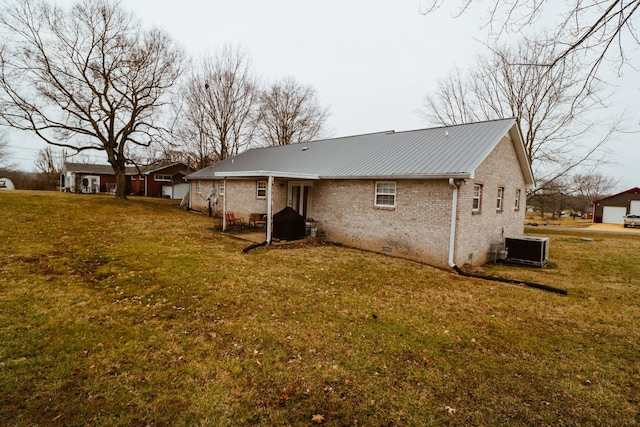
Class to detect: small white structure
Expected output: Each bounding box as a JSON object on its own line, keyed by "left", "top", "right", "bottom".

{"left": 0, "top": 177, "right": 15, "bottom": 190}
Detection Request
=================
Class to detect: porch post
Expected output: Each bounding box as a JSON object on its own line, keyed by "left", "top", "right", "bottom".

{"left": 266, "top": 175, "right": 274, "bottom": 243}
{"left": 222, "top": 179, "right": 227, "bottom": 231}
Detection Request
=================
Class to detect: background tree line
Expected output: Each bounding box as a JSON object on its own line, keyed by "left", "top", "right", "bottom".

{"left": 0, "top": 0, "right": 330, "bottom": 198}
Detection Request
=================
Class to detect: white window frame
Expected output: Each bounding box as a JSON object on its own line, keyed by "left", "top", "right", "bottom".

{"left": 155, "top": 174, "right": 171, "bottom": 182}
{"left": 196, "top": 180, "right": 202, "bottom": 195}
{"left": 496, "top": 187, "right": 504, "bottom": 211}
{"left": 219, "top": 180, "right": 225, "bottom": 196}
{"left": 374, "top": 181, "right": 396, "bottom": 208}
{"left": 515, "top": 189, "right": 521, "bottom": 210}
{"left": 256, "top": 180, "right": 267, "bottom": 199}
{"left": 472, "top": 184, "right": 482, "bottom": 212}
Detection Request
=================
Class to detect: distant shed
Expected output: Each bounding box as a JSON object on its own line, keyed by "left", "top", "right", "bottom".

{"left": 0, "top": 177, "right": 15, "bottom": 190}
{"left": 593, "top": 187, "right": 640, "bottom": 224}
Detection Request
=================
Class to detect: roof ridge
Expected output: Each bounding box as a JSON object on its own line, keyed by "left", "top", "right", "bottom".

{"left": 390, "top": 117, "right": 516, "bottom": 135}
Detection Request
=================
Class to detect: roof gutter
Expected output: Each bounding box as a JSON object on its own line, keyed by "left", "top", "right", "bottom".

{"left": 186, "top": 172, "right": 473, "bottom": 181}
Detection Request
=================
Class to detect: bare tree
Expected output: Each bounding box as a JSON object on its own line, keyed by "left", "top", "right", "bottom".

{"left": 0, "top": 0, "right": 184, "bottom": 198}
{"left": 423, "top": 38, "right": 621, "bottom": 188}
{"left": 571, "top": 172, "right": 618, "bottom": 203}
{"left": 257, "top": 76, "right": 330, "bottom": 146}
{"left": 35, "top": 146, "right": 65, "bottom": 175}
{"left": 0, "top": 130, "right": 15, "bottom": 170}
{"left": 421, "top": 1, "right": 639, "bottom": 84}
{"left": 174, "top": 45, "right": 259, "bottom": 165}
{"left": 169, "top": 95, "right": 215, "bottom": 169}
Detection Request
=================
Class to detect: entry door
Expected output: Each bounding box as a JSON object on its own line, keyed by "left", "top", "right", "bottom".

{"left": 289, "top": 182, "right": 312, "bottom": 219}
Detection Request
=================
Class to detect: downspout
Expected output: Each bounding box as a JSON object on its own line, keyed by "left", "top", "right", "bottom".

{"left": 448, "top": 178, "right": 459, "bottom": 268}
{"left": 266, "top": 175, "right": 274, "bottom": 244}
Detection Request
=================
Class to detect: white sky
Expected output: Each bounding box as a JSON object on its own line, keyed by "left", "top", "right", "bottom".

{"left": 5, "top": 0, "right": 640, "bottom": 191}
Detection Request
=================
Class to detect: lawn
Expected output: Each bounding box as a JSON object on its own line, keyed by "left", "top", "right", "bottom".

{"left": 1, "top": 191, "right": 638, "bottom": 426}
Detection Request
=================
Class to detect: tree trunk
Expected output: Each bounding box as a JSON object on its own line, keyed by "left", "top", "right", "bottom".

{"left": 114, "top": 165, "right": 127, "bottom": 199}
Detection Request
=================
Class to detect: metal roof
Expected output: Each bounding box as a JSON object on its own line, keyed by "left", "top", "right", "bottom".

{"left": 63, "top": 162, "right": 139, "bottom": 175}
{"left": 63, "top": 161, "right": 190, "bottom": 176}
{"left": 186, "top": 118, "right": 534, "bottom": 185}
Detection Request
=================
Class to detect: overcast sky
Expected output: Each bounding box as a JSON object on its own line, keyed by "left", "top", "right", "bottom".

{"left": 5, "top": 0, "right": 639, "bottom": 191}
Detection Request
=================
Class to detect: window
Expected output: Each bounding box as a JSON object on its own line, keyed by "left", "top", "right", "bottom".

{"left": 131, "top": 175, "right": 136, "bottom": 180}
{"left": 219, "top": 180, "right": 225, "bottom": 196}
{"left": 375, "top": 181, "right": 396, "bottom": 207}
{"left": 155, "top": 174, "right": 171, "bottom": 182}
{"left": 496, "top": 187, "right": 504, "bottom": 211}
{"left": 472, "top": 184, "right": 482, "bottom": 212}
{"left": 256, "top": 180, "right": 267, "bottom": 198}
{"left": 196, "top": 180, "right": 202, "bottom": 195}
{"left": 515, "top": 189, "right": 521, "bottom": 210}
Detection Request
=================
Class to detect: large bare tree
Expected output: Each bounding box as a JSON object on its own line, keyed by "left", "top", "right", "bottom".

{"left": 0, "top": 0, "right": 184, "bottom": 198}
{"left": 421, "top": 1, "right": 639, "bottom": 84}
{"left": 257, "top": 76, "right": 330, "bottom": 146}
{"left": 174, "top": 45, "right": 259, "bottom": 165}
{"left": 423, "top": 38, "right": 621, "bottom": 189}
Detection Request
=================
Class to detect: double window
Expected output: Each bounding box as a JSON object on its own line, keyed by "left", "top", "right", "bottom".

{"left": 155, "top": 174, "right": 171, "bottom": 182}
{"left": 375, "top": 181, "right": 396, "bottom": 207}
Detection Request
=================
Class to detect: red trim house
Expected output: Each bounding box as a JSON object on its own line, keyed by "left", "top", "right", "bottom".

{"left": 61, "top": 162, "right": 193, "bottom": 198}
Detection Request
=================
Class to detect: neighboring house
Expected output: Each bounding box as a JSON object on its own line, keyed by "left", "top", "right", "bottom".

{"left": 60, "top": 163, "right": 125, "bottom": 194}
{"left": 185, "top": 118, "right": 535, "bottom": 269}
{"left": 592, "top": 187, "right": 640, "bottom": 224}
{"left": 0, "top": 177, "right": 15, "bottom": 190}
{"left": 61, "top": 161, "right": 192, "bottom": 198}
{"left": 137, "top": 162, "right": 193, "bottom": 198}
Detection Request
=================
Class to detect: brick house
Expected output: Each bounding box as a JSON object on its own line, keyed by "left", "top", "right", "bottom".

{"left": 185, "top": 118, "right": 535, "bottom": 268}
{"left": 61, "top": 161, "right": 191, "bottom": 198}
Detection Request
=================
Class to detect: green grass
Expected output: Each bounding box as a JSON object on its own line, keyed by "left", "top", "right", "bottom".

{"left": 1, "top": 191, "right": 639, "bottom": 426}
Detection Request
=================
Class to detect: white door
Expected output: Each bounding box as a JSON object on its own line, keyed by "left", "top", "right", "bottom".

{"left": 630, "top": 200, "right": 640, "bottom": 215}
{"left": 602, "top": 206, "right": 627, "bottom": 224}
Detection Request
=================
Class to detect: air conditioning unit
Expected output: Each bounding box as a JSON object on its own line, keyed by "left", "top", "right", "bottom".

{"left": 504, "top": 236, "right": 549, "bottom": 267}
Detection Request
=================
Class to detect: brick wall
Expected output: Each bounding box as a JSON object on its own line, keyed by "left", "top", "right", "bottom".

{"left": 310, "top": 179, "right": 453, "bottom": 267}
{"left": 454, "top": 135, "right": 527, "bottom": 266}
{"left": 189, "top": 178, "right": 288, "bottom": 224}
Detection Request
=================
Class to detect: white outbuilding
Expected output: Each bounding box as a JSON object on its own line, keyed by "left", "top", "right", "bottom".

{"left": 0, "top": 177, "right": 15, "bottom": 190}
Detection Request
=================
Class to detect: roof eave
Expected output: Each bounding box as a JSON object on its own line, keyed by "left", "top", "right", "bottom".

{"left": 320, "top": 173, "right": 473, "bottom": 180}
{"left": 186, "top": 170, "right": 320, "bottom": 180}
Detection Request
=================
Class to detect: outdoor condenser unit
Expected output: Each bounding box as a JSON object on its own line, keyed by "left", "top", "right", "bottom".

{"left": 504, "top": 236, "right": 549, "bottom": 267}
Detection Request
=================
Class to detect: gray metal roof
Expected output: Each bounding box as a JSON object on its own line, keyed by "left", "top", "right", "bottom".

{"left": 63, "top": 162, "right": 139, "bottom": 175}
{"left": 63, "top": 161, "right": 189, "bottom": 176}
{"left": 186, "top": 118, "right": 534, "bottom": 185}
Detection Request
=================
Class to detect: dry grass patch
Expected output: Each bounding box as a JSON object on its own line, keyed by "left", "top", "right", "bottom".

{"left": 1, "top": 191, "right": 639, "bottom": 426}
